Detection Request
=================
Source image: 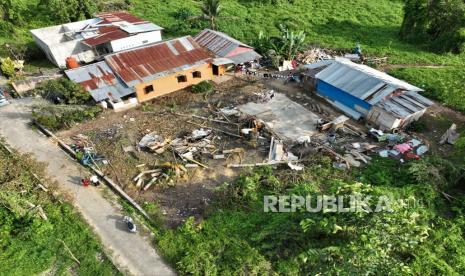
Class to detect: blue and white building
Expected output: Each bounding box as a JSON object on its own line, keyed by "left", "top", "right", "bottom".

{"left": 305, "top": 58, "right": 434, "bottom": 130}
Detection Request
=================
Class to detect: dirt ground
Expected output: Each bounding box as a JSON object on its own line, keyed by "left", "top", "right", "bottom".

{"left": 58, "top": 77, "right": 274, "bottom": 227}
{"left": 56, "top": 74, "right": 465, "bottom": 227}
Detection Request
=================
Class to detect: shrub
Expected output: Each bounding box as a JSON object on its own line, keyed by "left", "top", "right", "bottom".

{"left": 0, "top": 57, "right": 16, "bottom": 77}
{"left": 191, "top": 80, "right": 213, "bottom": 93}
{"left": 399, "top": 0, "right": 465, "bottom": 53}
{"left": 32, "top": 105, "right": 101, "bottom": 131}
{"left": 35, "top": 78, "right": 91, "bottom": 105}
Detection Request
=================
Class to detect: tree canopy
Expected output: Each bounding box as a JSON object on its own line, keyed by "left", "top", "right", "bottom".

{"left": 400, "top": 0, "right": 465, "bottom": 53}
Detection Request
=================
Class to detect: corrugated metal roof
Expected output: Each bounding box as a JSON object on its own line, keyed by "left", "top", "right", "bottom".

{"left": 194, "top": 29, "right": 261, "bottom": 64}
{"left": 311, "top": 58, "right": 433, "bottom": 120}
{"left": 315, "top": 58, "right": 423, "bottom": 102}
{"left": 83, "top": 28, "right": 129, "bottom": 47}
{"left": 375, "top": 91, "right": 434, "bottom": 118}
{"left": 227, "top": 51, "right": 262, "bottom": 64}
{"left": 119, "top": 22, "right": 163, "bottom": 34}
{"left": 65, "top": 61, "right": 133, "bottom": 102}
{"left": 194, "top": 29, "right": 251, "bottom": 56}
{"left": 82, "top": 12, "right": 163, "bottom": 47}
{"left": 105, "top": 36, "right": 214, "bottom": 87}
{"left": 96, "top": 12, "right": 148, "bottom": 24}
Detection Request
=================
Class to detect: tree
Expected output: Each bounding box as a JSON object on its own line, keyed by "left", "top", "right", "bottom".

{"left": 201, "top": 0, "right": 222, "bottom": 30}
{"left": 38, "top": 0, "right": 97, "bottom": 23}
{"left": 0, "top": 0, "right": 27, "bottom": 24}
{"left": 274, "top": 24, "right": 306, "bottom": 61}
{"left": 253, "top": 25, "right": 306, "bottom": 67}
{"left": 399, "top": 0, "right": 465, "bottom": 53}
{"left": 36, "top": 78, "right": 91, "bottom": 105}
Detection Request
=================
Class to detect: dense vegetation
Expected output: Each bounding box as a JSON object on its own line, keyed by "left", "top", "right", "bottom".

{"left": 158, "top": 156, "right": 465, "bottom": 275}
{"left": 400, "top": 0, "right": 465, "bottom": 53}
{"left": 35, "top": 78, "right": 92, "bottom": 105}
{"left": 0, "top": 143, "right": 119, "bottom": 275}
{"left": 29, "top": 78, "right": 101, "bottom": 130}
{"left": 191, "top": 80, "right": 213, "bottom": 94}
{"left": 32, "top": 104, "right": 102, "bottom": 131}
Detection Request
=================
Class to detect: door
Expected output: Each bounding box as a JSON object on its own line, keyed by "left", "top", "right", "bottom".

{"left": 212, "top": 65, "right": 219, "bottom": 76}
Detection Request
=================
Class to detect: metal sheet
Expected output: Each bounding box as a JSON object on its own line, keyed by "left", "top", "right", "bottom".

{"left": 212, "top": 57, "right": 234, "bottom": 66}
{"left": 194, "top": 29, "right": 257, "bottom": 59}
{"left": 315, "top": 58, "right": 424, "bottom": 101}
{"left": 65, "top": 61, "right": 133, "bottom": 102}
{"left": 227, "top": 51, "right": 262, "bottom": 64}
{"left": 119, "top": 23, "right": 163, "bottom": 34}
{"left": 105, "top": 36, "right": 214, "bottom": 86}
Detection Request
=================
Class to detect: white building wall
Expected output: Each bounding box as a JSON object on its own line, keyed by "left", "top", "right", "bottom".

{"left": 50, "top": 41, "right": 96, "bottom": 68}
{"left": 110, "top": 31, "right": 162, "bottom": 52}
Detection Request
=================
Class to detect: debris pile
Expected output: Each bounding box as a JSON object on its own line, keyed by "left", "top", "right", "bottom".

{"left": 70, "top": 134, "right": 107, "bottom": 166}
{"left": 439, "top": 123, "right": 460, "bottom": 145}
{"left": 139, "top": 132, "right": 171, "bottom": 154}
{"left": 369, "top": 129, "right": 429, "bottom": 161}
{"left": 296, "top": 48, "right": 334, "bottom": 64}
{"left": 132, "top": 163, "right": 187, "bottom": 191}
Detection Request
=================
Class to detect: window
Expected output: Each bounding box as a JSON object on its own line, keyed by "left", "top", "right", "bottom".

{"left": 192, "top": 71, "right": 202, "bottom": 78}
{"left": 177, "top": 75, "right": 187, "bottom": 83}
{"left": 144, "top": 85, "right": 154, "bottom": 94}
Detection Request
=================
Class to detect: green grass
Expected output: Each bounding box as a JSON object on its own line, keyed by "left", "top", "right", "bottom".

{"left": 0, "top": 144, "right": 120, "bottom": 275}
{"left": 389, "top": 67, "right": 465, "bottom": 112}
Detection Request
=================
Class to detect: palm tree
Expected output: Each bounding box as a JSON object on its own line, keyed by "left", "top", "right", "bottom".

{"left": 201, "top": 0, "right": 221, "bottom": 30}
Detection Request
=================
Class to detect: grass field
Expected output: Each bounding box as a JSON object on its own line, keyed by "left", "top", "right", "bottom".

{"left": 0, "top": 144, "right": 119, "bottom": 275}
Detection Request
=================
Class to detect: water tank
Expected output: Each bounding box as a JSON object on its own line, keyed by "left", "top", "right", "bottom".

{"left": 65, "top": 57, "right": 79, "bottom": 69}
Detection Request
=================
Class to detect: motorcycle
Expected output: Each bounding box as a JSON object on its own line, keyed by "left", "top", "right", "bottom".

{"left": 123, "top": 216, "right": 137, "bottom": 233}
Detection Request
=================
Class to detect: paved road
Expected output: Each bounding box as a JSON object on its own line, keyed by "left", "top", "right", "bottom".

{"left": 0, "top": 99, "right": 175, "bottom": 276}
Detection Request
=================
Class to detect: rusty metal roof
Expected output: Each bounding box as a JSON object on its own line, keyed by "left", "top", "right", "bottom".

{"left": 194, "top": 29, "right": 251, "bottom": 56}
{"left": 194, "top": 29, "right": 261, "bottom": 64}
{"left": 65, "top": 61, "right": 133, "bottom": 102}
{"left": 105, "top": 36, "right": 214, "bottom": 87}
{"left": 83, "top": 27, "right": 129, "bottom": 47}
{"left": 83, "top": 12, "right": 163, "bottom": 47}
{"left": 96, "top": 12, "right": 148, "bottom": 24}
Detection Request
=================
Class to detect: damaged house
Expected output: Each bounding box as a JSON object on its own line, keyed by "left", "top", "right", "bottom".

{"left": 194, "top": 29, "right": 262, "bottom": 74}
{"left": 304, "top": 58, "right": 434, "bottom": 130}
{"left": 65, "top": 36, "right": 218, "bottom": 110}
{"left": 31, "top": 12, "right": 163, "bottom": 68}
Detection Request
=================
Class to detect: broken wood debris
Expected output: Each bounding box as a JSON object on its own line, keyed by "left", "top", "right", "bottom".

{"left": 439, "top": 123, "right": 460, "bottom": 145}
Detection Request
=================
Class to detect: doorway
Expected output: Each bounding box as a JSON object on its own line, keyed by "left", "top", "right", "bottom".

{"left": 212, "top": 65, "right": 219, "bottom": 76}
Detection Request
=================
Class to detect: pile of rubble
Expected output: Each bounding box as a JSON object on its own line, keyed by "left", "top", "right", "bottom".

{"left": 296, "top": 48, "right": 334, "bottom": 64}
{"left": 132, "top": 163, "right": 187, "bottom": 191}
{"left": 328, "top": 128, "right": 430, "bottom": 169}
{"left": 70, "top": 134, "right": 107, "bottom": 166}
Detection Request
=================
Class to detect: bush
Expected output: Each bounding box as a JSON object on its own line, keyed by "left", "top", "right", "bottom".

{"left": 399, "top": 0, "right": 465, "bottom": 53}
{"left": 35, "top": 78, "right": 91, "bottom": 105}
{"left": 32, "top": 105, "right": 102, "bottom": 131}
{"left": 191, "top": 80, "right": 213, "bottom": 94}
{"left": 0, "top": 57, "right": 16, "bottom": 77}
